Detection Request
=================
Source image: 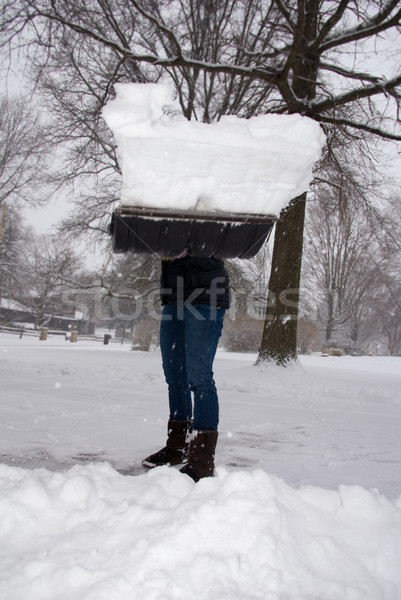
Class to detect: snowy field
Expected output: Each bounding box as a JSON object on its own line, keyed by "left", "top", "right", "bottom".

{"left": 1, "top": 331, "right": 401, "bottom": 599}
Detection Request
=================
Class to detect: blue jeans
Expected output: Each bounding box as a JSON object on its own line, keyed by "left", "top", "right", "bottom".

{"left": 160, "top": 304, "right": 226, "bottom": 431}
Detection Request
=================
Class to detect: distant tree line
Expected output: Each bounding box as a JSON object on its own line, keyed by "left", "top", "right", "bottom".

{"left": 1, "top": 1, "right": 401, "bottom": 359}
{"left": 1, "top": 197, "right": 400, "bottom": 354}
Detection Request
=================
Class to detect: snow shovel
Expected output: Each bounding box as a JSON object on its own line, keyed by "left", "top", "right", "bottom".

{"left": 109, "top": 205, "right": 276, "bottom": 259}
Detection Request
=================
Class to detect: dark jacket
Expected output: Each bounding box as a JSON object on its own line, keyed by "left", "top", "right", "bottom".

{"left": 160, "top": 256, "right": 230, "bottom": 308}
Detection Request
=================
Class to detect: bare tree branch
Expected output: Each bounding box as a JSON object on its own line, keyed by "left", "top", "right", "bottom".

{"left": 319, "top": 61, "right": 383, "bottom": 85}
{"left": 320, "top": 1, "right": 401, "bottom": 52}
{"left": 312, "top": 0, "right": 349, "bottom": 48}
{"left": 315, "top": 113, "right": 401, "bottom": 141}
{"left": 311, "top": 74, "right": 401, "bottom": 115}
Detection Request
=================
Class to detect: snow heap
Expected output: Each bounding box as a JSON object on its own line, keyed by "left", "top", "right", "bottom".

{"left": 1, "top": 463, "right": 400, "bottom": 600}
{"left": 1, "top": 336, "right": 401, "bottom": 598}
{"left": 102, "top": 83, "right": 326, "bottom": 216}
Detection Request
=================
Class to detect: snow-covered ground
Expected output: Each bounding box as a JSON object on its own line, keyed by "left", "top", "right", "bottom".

{"left": 1, "top": 331, "right": 401, "bottom": 599}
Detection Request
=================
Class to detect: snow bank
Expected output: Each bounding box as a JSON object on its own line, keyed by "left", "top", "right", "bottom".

{"left": 1, "top": 463, "right": 400, "bottom": 600}
{"left": 2, "top": 338, "right": 401, "bottom": 598}
{"left": 102, "top": 83, "right": 326, "bottom": 216}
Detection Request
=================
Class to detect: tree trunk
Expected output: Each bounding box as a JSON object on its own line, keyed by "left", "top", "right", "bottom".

{"left": 257, "top": 194, "right": 306, "bottom": 365}
{"left": 325, "top": 293, "right": 334, "bottom": 342}
{"left": 257, "top": 1, "right": 320, "bottom": 365}
{"left": 0, "top": 204, "right": 5, "bottom": 246}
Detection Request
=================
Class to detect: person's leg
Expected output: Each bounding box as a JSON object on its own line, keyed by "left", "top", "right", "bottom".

{"left": 180, "top": 304, "right": 225, "bottom": 481}
{"left": 183, "top": 304, "right": 225, "bottom": 431}
{"left": 160, "top": 304, "right": 192, "bottom": 422}
{"left": 142, "top": 304, "right": 192, "bottom": 468}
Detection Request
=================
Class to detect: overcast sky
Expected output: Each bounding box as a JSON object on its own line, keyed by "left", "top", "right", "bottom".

{"left": 2, "top": 20, "right": 401, "bottom": 236}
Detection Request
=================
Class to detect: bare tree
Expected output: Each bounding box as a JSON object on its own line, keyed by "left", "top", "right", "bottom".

{"left": 99, "top": 252, "right": 161, "bottom": 330}
{"left": 16, "top": 234, "right": 83, "bottom": 327}
{"left": 303, "top": 189, "right": 382, "bottom": 346}
{"left": 372, "top": 196, "right": 401, "bottom": 355}
{"left": 0, "top": 205, "right": 33, "bottom": 304}
{"left": 0, "top": 95, "right": 49, "bottom": 217}
{"left": 302, "top": 173, "right": 401, "bottom": 355}
{"left": 2, "top": 0, "right": 401, "bottom": 363}
{"left": 223, "top": 244, "right": 271, "bottom": 352}
{"left": 376, "top": 290, "right": 401, "bottom": 355}
{"left": 61, "top": 251, "right": 162, "bottom": 334}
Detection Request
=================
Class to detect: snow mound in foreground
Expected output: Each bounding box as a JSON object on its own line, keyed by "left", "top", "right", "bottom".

{"left": 102, "top": 83, "right": 326, "bottom": 216}
{"left": 1, "top": 463, "right": 400, "bottom": 600}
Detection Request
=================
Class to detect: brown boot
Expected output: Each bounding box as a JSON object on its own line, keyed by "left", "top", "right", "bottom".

{"left": 180, "top": 430, "right": 218, "bottom": 482}
{"left": 142, "top": 419, "right": 192, "bottom": 468}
